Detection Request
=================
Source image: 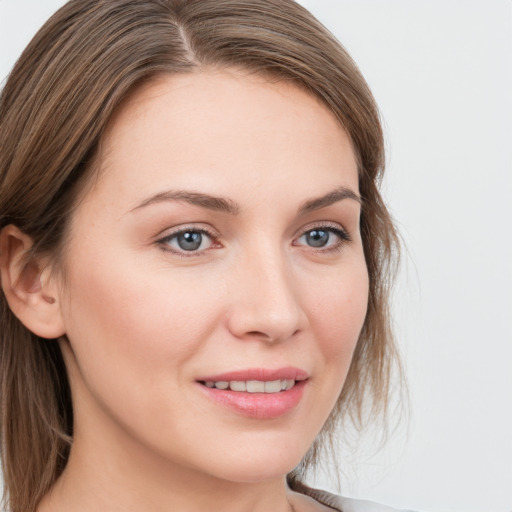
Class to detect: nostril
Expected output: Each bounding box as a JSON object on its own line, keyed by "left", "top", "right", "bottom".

{"left": 243, "top": 328, "right": 301, "bottom": 343}
{"left": 246, "top": 331, "right": 266, "bottom": 337}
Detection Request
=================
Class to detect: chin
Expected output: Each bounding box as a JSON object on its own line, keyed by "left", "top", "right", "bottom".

{"left": 197, "top": 437, "right": 309, "bottom": 484}
{"left": 210, "top": 460, "right": 299, "bottom": 485}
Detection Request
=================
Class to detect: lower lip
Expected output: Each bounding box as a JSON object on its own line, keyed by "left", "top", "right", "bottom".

{"left": 197, "top": 380, "right": 307, "bottom": 419}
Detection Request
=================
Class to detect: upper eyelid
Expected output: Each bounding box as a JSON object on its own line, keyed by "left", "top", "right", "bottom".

{"left": 155, "top": 221, "right": 349, "bottom": 236}
{"left": 156, "top": 223, "right": 218, "bottom": 241}
{"left": 294, "top": 220, "right": 350, "bottom": 237}
{"left": 154, "top": 221, "right": 351, "bottom": 248}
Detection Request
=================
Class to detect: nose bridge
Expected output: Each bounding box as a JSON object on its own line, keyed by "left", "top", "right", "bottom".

{"left": 227, "top": 240, "right": 306, "bottom": 342}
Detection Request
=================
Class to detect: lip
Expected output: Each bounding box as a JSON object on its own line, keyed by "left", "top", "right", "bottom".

{"left": 196, "top": 367, "right": 309, "bottom": 420}
{"left": 197, "top": 366, "right": 309, "bottom": 383}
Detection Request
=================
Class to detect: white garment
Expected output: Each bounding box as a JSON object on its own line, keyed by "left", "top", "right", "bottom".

{"left": 302, "top": 487, "right": 415, "bottom": 512}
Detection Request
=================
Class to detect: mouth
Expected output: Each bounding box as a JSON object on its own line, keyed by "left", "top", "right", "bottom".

{"left": 199, "top": 379, "right": 296, "bottom": 393}
{"left": 196, "top": 368, "right": 308, "bottom": 419}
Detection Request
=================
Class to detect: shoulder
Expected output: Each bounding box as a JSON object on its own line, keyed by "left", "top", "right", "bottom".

{"left": 300, "top": 486, "right": 416, "bottom": 512}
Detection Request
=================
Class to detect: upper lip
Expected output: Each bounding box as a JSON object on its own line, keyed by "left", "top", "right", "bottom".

{"left": 197, "top": 367, "right": 309, "bottom": 383}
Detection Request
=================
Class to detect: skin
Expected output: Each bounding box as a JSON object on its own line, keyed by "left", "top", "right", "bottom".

{"left": 33, "top": 70, "right": 369, "bottom": 512}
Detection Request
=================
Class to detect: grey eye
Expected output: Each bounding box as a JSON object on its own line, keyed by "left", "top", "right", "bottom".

{"left": 162, "top": 229, "right": 213, "bottom": 253}
{"left": 295, "top": 226, "right": 349, "bottom": 250}
{"left": 304, "top": 229, "right": 330, "bottom": 247}
{"left": 176, "top": 231, "right": 204, "bottom": 251}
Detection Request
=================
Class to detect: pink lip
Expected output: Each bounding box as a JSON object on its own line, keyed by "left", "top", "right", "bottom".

{"left": 196, "top": 367, "right": 309, "bottom": 420}
{"left": 197, "top": 366, "right": 308, "bottom": 383}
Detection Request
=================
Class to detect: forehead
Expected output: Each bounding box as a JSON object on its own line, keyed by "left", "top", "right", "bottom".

{"left": 88, "top": 69, "right": 358, "bottom": 210}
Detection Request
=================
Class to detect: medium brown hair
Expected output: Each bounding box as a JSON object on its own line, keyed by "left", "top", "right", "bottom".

{"left": 0, "top": 1, "right": 400, "bottom": 510}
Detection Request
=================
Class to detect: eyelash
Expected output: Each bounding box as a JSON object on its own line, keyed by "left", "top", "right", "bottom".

{"left": 156, "top": 223, "right": 352, "bottom": 257}
{"left": 156, "top": 225, "right": 219, "bottom": 257}
{"left": 294, "top": 222, "right": 352, "bottom": 253}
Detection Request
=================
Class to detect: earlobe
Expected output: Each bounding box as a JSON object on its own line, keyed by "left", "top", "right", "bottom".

{"left": 0, "top": 225, "right": 66, "bottom": 339}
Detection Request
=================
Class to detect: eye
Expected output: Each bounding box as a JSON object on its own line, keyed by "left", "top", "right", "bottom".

{"left": 158, "top": 228, "right": 216, "bottom": 254}
{"left": 295, "top": 225, "right": 351, "bottom": 250}
{"left": 302, "top": 229, "right": 331, "bottom": 248}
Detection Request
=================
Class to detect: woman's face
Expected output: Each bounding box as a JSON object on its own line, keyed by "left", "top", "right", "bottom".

{"left": 56, "top": 70, "right": 368, "bottom": 483}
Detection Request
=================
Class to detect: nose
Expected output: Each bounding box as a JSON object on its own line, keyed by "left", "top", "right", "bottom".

{"left": 226, "top": 246, "right": 308, "bottom": 343}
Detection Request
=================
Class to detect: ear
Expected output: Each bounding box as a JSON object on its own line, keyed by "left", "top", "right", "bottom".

{"left": 0, "top": 225, "right": 66, "bottom": 339}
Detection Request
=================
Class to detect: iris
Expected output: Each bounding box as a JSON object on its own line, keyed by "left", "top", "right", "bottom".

{"left": 305, "top": 229, "right": 330, "bottom": 247}
{"left": 177, "top": 231, "right": 203, "bottom": 251}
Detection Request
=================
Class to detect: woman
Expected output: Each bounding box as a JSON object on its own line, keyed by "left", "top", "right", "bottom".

{"left": 0, "top": 1, "right": 404, "bottom": 511}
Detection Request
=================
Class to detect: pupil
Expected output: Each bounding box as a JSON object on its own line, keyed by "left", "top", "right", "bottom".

{"left": 306, "top": 229, "right": 329, "bottom": 247}
{"left": 177, "top": 232, "right": 202, "bottom": 251}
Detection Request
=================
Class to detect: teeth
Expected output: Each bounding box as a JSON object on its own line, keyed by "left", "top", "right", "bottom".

{"left": 246, "top": 380, "right": 265, "bottom": 392}
{"left": 282, "top": 379, "right": 295, "bottom": 391}
{"left": 230, "top": 381, "right": 246, "bottom": 392}
{"left": 264, "top": 380, "right": 282, "bottom": 393}
{"left": 205, "top": 379, "right": 297, "bottom": 393}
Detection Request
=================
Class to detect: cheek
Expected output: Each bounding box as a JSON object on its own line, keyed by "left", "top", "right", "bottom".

{"left": 59, "top": 247, "right": 224, "bottom": 386}
{"left": 287, "top": 256, "right": 368, "bottom": 443}
{"left": 305, "top": 258, "right": 369, "bottom": 363}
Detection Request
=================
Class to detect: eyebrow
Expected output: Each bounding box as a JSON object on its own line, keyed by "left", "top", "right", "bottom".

{"left": 130, "top": 185, "right": 360, "bottom": 215}
{"left": 298, "top": 186, "right": 361, "bottom": 214}
{"left": 131, "top": 190, "right": 241, "bottom": 215}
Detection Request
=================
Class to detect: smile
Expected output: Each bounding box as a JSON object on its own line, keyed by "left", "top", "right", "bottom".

{"left": 201, "top": 379, "right": 296, "bottom": 393}
{"left": 196, "top": 368, "right": 308, "bottom": 419}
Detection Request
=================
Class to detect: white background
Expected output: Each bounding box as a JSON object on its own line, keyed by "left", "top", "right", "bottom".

{"left": 1, "top": 1, "right": 511, "bottom": 511}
